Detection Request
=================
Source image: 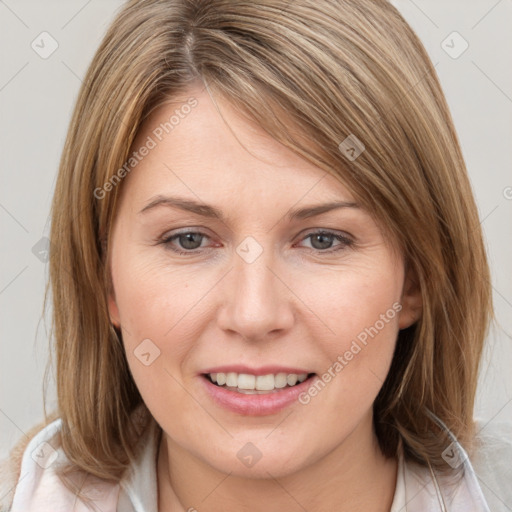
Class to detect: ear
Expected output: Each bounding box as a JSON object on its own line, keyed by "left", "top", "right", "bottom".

{"left": 107, "top": 273, "right": 121, "bottom": 328}
{"left": 108, "top": 292, "right": 121, "bottom": 328}
{"left": 103, "top": 236, "right": 120, "bottom": 328}
{"left": 398, "top": 264, "right": 423, "bottom": 330}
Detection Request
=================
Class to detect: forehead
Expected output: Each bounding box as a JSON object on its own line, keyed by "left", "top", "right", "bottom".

{"left": 122, "top": 86, "right": 356, "bottom": 210}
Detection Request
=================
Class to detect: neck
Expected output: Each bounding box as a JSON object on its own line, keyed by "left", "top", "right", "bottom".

{"left": 157, "top": 415, "right": 397, "bottom": 512}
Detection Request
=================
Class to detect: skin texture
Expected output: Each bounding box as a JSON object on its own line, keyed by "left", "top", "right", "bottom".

{"left": 108, "top": 84, "right": 422, "bottom": 512}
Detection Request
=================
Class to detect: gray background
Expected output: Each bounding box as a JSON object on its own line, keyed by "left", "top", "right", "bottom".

{"left": 1, "top": 0, "right": 511, "bottom": 460}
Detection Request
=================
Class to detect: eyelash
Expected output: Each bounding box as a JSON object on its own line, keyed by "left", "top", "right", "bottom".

{"left": 158, "top": 229, "right": 354, "bottom": 256}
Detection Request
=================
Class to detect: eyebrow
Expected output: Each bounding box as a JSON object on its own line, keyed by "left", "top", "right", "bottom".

{"left": 139, "top": 195, "right": 359, "bottom": 221}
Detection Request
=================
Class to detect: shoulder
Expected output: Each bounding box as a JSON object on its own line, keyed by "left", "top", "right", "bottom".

{"left": 0, "top": 416, "right": 62, "bottom": 512}
{"left": 471, "top": 418, "right": 512, "bottom": 512}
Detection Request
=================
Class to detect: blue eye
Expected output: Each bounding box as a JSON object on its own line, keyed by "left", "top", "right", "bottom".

{"left": 159, "top": 229, "right": 353, "bottom": 255}
{"left": 161, "top": 231, "right": 209, "bottom": 255}
{"left": 299, "top": 231, "right": 353, "bottom": 252}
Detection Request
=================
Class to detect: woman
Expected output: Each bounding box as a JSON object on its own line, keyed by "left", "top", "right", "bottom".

{"left": 1, "top": 0, "right": 510, "bottom": 510}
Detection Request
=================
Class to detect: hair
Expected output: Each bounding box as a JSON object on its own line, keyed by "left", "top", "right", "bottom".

{"left": 6, "top": 0, "right": 493, "bottom": 500}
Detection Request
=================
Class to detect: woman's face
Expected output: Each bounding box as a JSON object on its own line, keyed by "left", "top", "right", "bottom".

{"left": 108, "top": 85, "right": 420, "bottom": 478}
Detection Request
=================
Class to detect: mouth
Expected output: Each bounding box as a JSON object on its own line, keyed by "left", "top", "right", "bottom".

{"left": 202, "top": 371, "right": 316, "bottom": 394}
{"left": 200, "top": 370, "right": 318, "bottom": 416}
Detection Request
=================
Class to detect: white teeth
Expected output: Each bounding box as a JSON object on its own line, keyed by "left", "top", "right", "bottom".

{"left": 238, "top": 373, "right": 256, "bottom": 390}
{"left": 208, "top": 371, "right": 311, "bottom": 391}
{"left": 226, "top": 372, "right": 238, "bottom": 387}
{"left": 256, "top": 374, "right": 274, "bottom": 391}
{"left": 274, "top": 373, "right": 288, "bottom": 388}
{"left": 287, "top": 374, "right": 297, "bottom": 386}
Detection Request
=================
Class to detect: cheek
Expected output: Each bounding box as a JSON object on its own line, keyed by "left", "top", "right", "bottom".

{"left": 293, "top": 260, "right": 402, "bottom": 404}
{"left": 110, "top": 251, "right": 224, "bottom": 412}
{"left": 111, "top": 260, "right": 209, "bottom": 428}
{"left": 112, "top": 249, "right": 212, "bottom": 343}
{"left": 293, "top": 258, "right": 403, "bottom": 347}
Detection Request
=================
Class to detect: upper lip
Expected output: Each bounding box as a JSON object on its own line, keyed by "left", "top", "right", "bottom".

{"left": 201, "top": 365, "right": 314, "bottom": 376}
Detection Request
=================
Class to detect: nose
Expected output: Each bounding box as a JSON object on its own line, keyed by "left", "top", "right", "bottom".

{"left": 216, "top": 245, "right": 295, "bottom": 342}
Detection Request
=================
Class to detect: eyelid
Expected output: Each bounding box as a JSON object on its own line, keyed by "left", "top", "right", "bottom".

{"left": 294, "top": 229, "right": 354, "bottom": 250}
{"left": 158, "top": 228, "right": 214, "bottom": 253}
{"left": 158, "top": 228, "right": 355, "bottom": 257}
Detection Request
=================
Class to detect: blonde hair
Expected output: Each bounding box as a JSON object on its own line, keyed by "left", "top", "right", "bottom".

{"left": 8, "top": 0, "right": 492, "bottom": 495}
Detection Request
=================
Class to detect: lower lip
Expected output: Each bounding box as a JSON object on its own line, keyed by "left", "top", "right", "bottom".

{"left": 200, "top": 374, "right": 317, "bottom": 416}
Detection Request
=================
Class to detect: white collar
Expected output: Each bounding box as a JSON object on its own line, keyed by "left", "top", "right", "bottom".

{"left": 10, "top": 412, "right": 491, "bottom": 512}
{"left": 390, "top": 439, "right": 490, "bottom": 511}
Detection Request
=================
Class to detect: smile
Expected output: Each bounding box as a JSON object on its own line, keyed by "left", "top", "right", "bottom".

{"left": 206, "top": 371, "right": 311, "bottom": 393}
{"left": 200, "top": 369, "right": 318, "bottom": 416}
